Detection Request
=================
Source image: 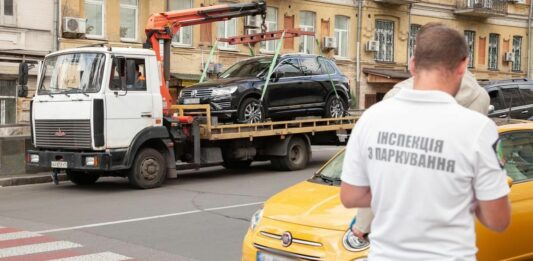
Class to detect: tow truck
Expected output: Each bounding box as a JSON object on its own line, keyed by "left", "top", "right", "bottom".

{"left": 23, "top": 0, "right": 357, "bottom": 189}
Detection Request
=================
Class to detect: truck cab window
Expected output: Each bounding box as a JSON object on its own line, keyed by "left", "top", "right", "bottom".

{"left": 110, "top": 58, "right": 147, "bottom": 91}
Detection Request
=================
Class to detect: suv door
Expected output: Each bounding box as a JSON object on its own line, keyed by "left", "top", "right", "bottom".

{"left": 501, "top": 85, "right": 528, "bottom": 119}
{"left": 265, "top": 58, "right": 305, "bottom": 110}
{"left": 105, "top": 57, "right": 153, "bottom": 148}
{"left": 518, "top": 84, "right": 533, "bottom": 120}
{"left": 299, "top": 57, "right": 329, "bottom": 105}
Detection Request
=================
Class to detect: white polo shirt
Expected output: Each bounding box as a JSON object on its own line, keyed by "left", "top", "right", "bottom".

{"left": 341, "top": 89, "right": 509, "bottom": 261}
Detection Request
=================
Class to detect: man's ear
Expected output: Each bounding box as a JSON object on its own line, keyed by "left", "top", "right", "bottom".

{"left": 408, "top": 57, "right": 416, "bottom": 76}
{"left": 456, "top": 58, "right": 468, "bottom": 77}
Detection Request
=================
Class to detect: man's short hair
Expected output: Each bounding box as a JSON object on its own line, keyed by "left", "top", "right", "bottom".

{"left": 414, "top": 23, "right": 468, "bottom": 72}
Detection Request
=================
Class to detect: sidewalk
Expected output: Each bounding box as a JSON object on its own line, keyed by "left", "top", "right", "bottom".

{"left": 0, "top": 172, "right": 67, "bottom": 187}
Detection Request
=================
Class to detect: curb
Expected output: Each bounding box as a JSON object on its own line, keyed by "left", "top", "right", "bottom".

{"left": 0, "top": 173, "right": 68, "bottom": 187}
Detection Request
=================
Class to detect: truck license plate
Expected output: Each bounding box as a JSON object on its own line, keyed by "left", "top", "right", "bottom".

{"left": 257, "top": 252, "right": 293, "bottom": 261}
{"left": 184, "top": 98, "right": 200, "bottom": 104}
{"left": 51, "top": 161, "right": 68, "bottom": 169}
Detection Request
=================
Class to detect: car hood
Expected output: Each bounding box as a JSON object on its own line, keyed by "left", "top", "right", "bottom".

{"left": 262, "top": 181, "right": 355, "bottom": 231}
{"left": 190, "top": 76, "right": 258, "bottom": 88}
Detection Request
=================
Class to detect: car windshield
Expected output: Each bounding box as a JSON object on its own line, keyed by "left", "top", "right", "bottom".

{"left": 312, "top": 150, "right": 345, "bottom": 185}
{"left": 219, "top": 57, "right": 272, "bottom": 78}
{"left": 38, "top": 53, "right": 106, "bottom": 94}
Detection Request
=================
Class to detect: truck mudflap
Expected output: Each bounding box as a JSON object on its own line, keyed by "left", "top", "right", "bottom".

{"left": 26, "top": 149, "right": 127, "bottom": 171}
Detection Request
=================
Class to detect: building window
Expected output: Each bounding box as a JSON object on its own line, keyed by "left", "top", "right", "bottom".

{"left": 0, "top": 80, "right": 16, "bottom": 125}
{"left": 170, "top": 0, "right": 193, "bottom": 46}
{"left": 334, "top": 15, "right": 349, "bottom": 58}
{"left": 375, "top": 20, "right": 394, "bottom": 62}
{"left": 512, "top": 36, "right": 522, "bottom": 72}
{"left": 488, "top": 33, "right": 499, "bottom": 70}
{"left": 464, "top": 31, "right": 475, "bottom": 68}
{"left": 260, "top": 7, "right": 278, "bottom": 53}
{"left": 85, "top": 0, "right": 104, "bottom": 38}
{"left": 0, "top": 0, "right": 15, "bottom": 25}
{"left": 299, "top": 11, "right": 315, "bottom": 54}
{"left": 408, "top": 24, "right": 421, "bottom": 59}
{"left": 217, "top": 18, "right": 237, "bottom": 50}
{"left": 120, "top": 0, "right": 138, "bottom": 41}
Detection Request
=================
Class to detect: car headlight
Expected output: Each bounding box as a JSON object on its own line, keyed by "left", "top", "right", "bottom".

{"left": 343, "top": 229, "right": 370, "bottom": 252}
{"left": 250, "top": 208, "right": 263, "bottom": 231}
{"left": 30, "top": 154, "right": 40, "bottom": 163}
{"left": 212, "top": 86, "right": 238, "bottom": 96}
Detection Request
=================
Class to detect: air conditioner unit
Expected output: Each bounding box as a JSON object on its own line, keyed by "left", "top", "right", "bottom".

{"left": 201, "top": 63, "right": 224, "bottom": 73}
{"left": 323, "top": 37, "right": 337, "bottom": 49}
{"left": 503, "top": 52, "right": 514, "bottom": 62}
{"left": 366, "top": 41, "right": 380, "bottom": 52}
{"left": 62, "top": 17, "right": 87, "bottom": 34}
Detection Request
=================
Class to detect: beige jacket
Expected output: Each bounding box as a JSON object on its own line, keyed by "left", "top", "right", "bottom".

{"left": 353, "top": 70, "right": 489, "bottom": 234}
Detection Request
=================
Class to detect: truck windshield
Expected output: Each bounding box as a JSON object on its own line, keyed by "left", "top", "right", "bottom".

{"left": 219, "top": 57, "right": 272, "bottom": 78}
{"left": 38, "top": 53, "right": 106, "bottom": 95}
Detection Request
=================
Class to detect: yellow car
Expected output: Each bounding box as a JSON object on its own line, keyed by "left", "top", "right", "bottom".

{"left": 242, "top": 122, "right": 533, "bottom": 261}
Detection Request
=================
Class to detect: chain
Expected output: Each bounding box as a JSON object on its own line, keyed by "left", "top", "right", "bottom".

{"left": 261, "top": 12, "right": 267, "bottom": 33}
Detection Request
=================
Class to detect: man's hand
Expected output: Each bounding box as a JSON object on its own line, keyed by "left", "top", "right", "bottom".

{"left": 340, "top": 182, "right": 372, "bottom": 208}
{"left": 351, "top": 227, "right": 367, "bottom": 240}
{"left": 476, "top": 196, "right": 511, "bottom": 232}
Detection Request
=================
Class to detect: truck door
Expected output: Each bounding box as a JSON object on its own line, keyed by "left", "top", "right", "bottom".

{"left": 105, "top": 57, "right": 153, "bottom": 148}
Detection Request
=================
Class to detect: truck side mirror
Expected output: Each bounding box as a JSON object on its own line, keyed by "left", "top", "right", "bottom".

{"left": 18, "top": 62, "right": 29, "bottom": 97}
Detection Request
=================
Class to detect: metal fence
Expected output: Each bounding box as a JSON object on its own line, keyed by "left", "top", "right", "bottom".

{"left": 456, "top": 0, "right": 507, "bottom": 15}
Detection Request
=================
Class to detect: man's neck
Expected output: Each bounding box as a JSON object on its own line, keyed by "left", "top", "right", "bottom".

{"left": 413, "top": 70, "right": 457, "bottom": 96}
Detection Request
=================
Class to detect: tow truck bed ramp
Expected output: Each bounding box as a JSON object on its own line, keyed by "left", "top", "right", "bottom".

{"left": 170, "top": 105, "right": 358, "bottom": 140}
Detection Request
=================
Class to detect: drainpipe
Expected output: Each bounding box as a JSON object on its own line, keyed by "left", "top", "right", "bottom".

{"left": 355, "top": 0, "right": 363, "bottom": 109}
{"left": 527, "top": 1, "right": 533, "bottom": 79}
{"left": 53, "top": 0, "right": 60, "bottom": 51}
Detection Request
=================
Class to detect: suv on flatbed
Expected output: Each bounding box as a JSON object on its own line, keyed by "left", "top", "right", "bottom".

{"left": 177, "top": 54, "right": 351, "bottom": 123}
{"left": 481, "top": 78, "right": 533, "bottom": 120}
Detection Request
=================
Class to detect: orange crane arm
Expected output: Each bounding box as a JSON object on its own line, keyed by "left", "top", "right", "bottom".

{"left": 144, "top": 1, "right": 267, "bottom": 115}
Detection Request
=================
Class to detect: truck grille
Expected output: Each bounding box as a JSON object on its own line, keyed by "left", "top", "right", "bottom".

{"left": 34, "top": 120, "right": 92, "bottom": 149}
{"left": 181, "top": 88, "right": 213, "bottom": 98}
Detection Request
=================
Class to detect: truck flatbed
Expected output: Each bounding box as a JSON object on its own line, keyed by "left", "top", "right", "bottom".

{"left": 171, "top": 105, "right": 358, "bottom": 141}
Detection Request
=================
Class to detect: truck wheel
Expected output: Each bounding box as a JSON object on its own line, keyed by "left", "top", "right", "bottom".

{"left": 66, "top": 170, "right": 99, "bottom": 185}
{"left": 238, "top": 98, "right": 264, "bottom": 123}
{"left": 324, "top": 95, "right": 347, "bottom": 118}
{"left": 128, "top": 148, "right": 167, "bottom": 189}
{"left": 271, "top": 137, "right": 310, "bottom": 171}
{"left": 222, "top": 160, "right": 252, "bottom": 169}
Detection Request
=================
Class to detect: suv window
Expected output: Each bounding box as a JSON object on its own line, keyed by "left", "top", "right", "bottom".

{"left": 501, "top": 87, "right": 525, "bottom": 106}
{"left": 318, "top": 58, "right": 336, "bottom": 75}
{"left": 519, "top": 85, "right": 533, "bottom": 104}
{"left": 497, "top": 131, "right": 533, "bottom": 182}
{"left": 488, "top": 89, "right": 505, "bottom": 110}
{"left": 299, "top": 57, "right": 323, "bottom": 75}
{"left": 276, "top": 58, "right": 303, "bottom": 77}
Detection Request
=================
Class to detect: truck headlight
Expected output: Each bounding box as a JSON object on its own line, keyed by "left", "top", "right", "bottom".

{"left": 212, "top": 86, "right": 238, "bottom": 96}
{"left": 250, "top": 208, "right": 263, "bottom": 231}
{"left": 30, "top": 154, "right": 40, "bottom": 163}
{"left": 85, "top": 156, "right": 97, "bottom": 167}
{"left": 343, "top": 229, "right": 370, "bottom": 252}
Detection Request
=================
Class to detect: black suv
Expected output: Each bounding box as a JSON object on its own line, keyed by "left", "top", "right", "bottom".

{"left": 482, "top": 79, "right": 533, "bottom": 120}
{"left": 177, "top": 54, "right": 351, "bottom": 123}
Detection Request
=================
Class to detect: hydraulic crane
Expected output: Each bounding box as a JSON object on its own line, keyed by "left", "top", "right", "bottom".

{"left": 143, "top": 1, "right": 267, "bottom": 115}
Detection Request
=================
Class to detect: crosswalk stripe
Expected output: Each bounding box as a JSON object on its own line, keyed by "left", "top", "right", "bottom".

{"left": 49, "top": 251, "right": 132, "bottom": 261}
{"left": 0, "top": 232, "right": 41, "bottom": 242}
{"left": 0, "top": 249, "right": 80, "bottom": 261}
{"left": 0, "top": 241, "right": 82, "bottom": 258}
{"left": 0, "top": 229, "right": 18, "bottom": 235}
{"left": 0, "top": 236, "right": 55, "bottom": 249}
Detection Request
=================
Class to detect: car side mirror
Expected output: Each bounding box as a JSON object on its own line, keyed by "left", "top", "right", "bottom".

{"left": 507, "top": 176, "right": 513, "bottom": 188}
{"left": 271, "top": 71, "right": 284, "bottom": 82}
{"left": 488, "top": 104, "right": 495, "bottom": 114}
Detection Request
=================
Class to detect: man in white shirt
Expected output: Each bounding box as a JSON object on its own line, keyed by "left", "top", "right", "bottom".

{"left": 340, "top": 23, "right": 511, "bottom": 260}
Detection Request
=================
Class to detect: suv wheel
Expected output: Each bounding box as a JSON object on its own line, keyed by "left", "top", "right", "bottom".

{"left": 324, "top": 95, "right": 347, "bottom": 118}
{"left": 238, "top": 98, "right": 264, "bottom": 123}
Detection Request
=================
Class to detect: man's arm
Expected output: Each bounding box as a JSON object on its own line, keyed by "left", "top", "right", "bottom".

{"left": 340, "top": 182, "right": 371, "bottom": 208}
{"left": 476, "top": 196, "right": 511, "bottom": 232}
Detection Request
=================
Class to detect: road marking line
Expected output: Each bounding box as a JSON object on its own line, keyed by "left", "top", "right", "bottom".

{"left": 0, "top": 229, "right": 18, "bottom": 235}
{"left": 0, "top": 236, "right": 55, "bottom": 249}
{"left": 49, "top": 251, "right": 131, "bottom": 261}
{"left": 0, "top": 241, "right": 81, "bottom": 258}
{"left": 0, "top": 249, "right": 80, "bottom": 261}
{"left": 0, "top": 232, "right": 41, "bottom": 242}
{"left": 35, "top": 201, "right": 263, "bottom": 234}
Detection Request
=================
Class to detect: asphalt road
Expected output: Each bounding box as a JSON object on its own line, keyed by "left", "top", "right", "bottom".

{"left": 0, "top": 146, "right": 341, "bottom": 261}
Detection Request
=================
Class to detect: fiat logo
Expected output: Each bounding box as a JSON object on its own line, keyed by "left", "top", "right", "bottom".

{"left": 281, "top": 231, "right": 292, "bottom": 247}
{"left": 54, "top": 128, "right": 66, "bottom": 137}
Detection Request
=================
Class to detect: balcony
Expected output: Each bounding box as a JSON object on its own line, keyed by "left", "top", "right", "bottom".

{"left": 455, "top": 0, "right": 507, "bottom": 17}
{"left": 374, "top": 0, "right": 418, "bottom": 5}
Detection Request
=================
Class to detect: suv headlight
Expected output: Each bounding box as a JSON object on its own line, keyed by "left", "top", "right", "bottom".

{"left": 212, "top": 86, "right": 238, "bottom": 96}
{"left": 343, "top": 229, "right": 370, "bottom": 252}
{"left": 250, "top": 208, "right": 263, "bottom": 231}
